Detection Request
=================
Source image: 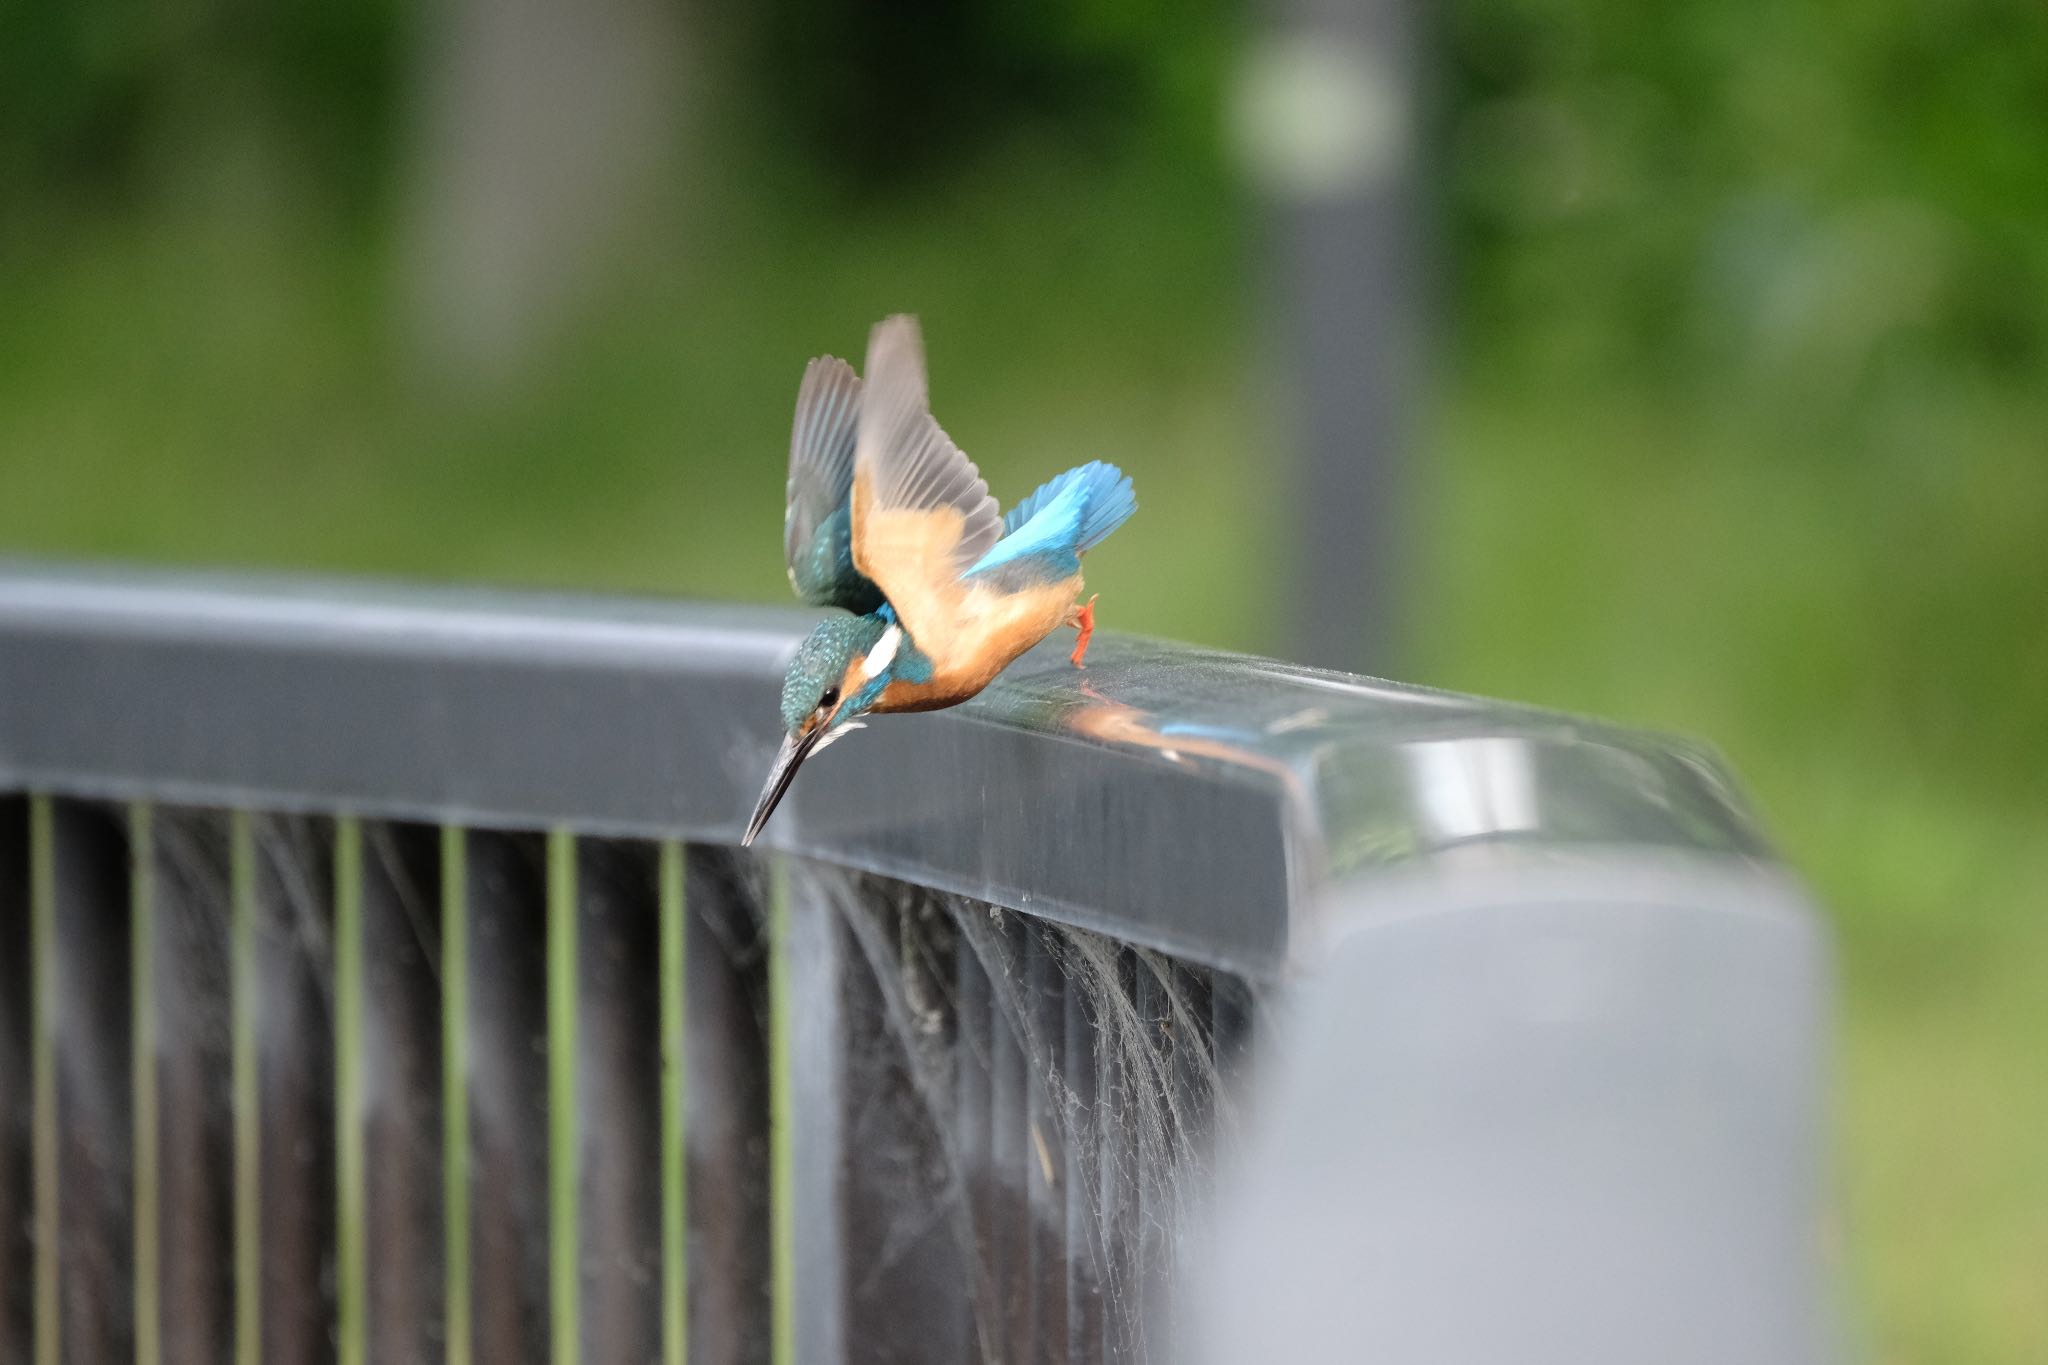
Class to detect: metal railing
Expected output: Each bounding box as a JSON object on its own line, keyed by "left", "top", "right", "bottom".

{"left": 0, "top": 562, "right": 1835, "bottom": 1364}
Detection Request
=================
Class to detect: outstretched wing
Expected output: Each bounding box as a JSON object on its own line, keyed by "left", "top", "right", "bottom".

{"left": 849, "top": 315, "right": 1003, "bottom": 654}
{"left": 784, "top": 356, "right": 883, "bottom": 612}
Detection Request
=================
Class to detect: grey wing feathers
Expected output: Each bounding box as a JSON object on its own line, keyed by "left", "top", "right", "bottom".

{"left": 855, "top": 315, "right": 1004, "bottom": 575}
{"left": 784, "top": 356, "right": 878, "bottom": 608}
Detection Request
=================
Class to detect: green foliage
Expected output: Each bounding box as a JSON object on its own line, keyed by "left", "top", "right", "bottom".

{"left": 734, "top": 0, "right": 1237, "bottom": 192}
{"left": 0, "top": 0, "right": 401, "bottom": 221}
{"left": 1444, "top": 0, "right": 2048, "bottom": 387}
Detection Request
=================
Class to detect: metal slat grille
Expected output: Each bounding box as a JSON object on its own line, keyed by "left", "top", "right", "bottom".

{"left": 783, "top": 866, "right": 1248, "bottom": 1364}
{"left": 0, "top": 795, "right": 1239, "bottom": 1365}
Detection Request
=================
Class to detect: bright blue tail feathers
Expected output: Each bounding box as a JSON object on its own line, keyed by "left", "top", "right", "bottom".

{"left": 1002, "top": 460, "right": 1136, "bottom": 551}
{"left": 972, "top": 461, "right": 1136, "bottom": 579}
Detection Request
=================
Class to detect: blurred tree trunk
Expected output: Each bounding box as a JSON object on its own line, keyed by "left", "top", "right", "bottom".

{"left": 394, "top": 0, "right": 685, "bottom": 388}
{"left": 1240, "top": 0, "right": 1427, "bottom": 673}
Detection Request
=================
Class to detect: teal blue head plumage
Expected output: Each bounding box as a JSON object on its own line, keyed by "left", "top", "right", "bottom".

{"left": 743, "top": 314, "right": 1137, "bottom": 846}
{"left": 747, "top": 610, "right": 921, "bottom": 846}
{"left": 778, "top": 613, "right": 889, "bottom": 734}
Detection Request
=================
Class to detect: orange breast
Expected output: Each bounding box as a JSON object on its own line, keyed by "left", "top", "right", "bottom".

{"left": 873, "top": 573, "right": 1081, "bottom": 713}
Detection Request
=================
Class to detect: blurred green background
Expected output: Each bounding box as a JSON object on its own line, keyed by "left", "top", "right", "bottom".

{"left": 3, "top": 0, "right": 2044, "bottom": 1357}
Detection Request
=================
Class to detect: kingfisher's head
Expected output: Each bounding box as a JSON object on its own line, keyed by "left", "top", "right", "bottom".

{"left": 743, "top": 613, "right": 905, "bottom": 845}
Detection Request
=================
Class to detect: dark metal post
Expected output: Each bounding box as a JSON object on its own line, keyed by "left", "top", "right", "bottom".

{"left": 1243, "top": 0, "right": 1426, "bottom": 671}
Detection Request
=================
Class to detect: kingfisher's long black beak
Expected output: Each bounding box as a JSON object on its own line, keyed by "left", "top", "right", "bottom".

{"left": 742, "top": 726, "right": 825, "bottom": 847}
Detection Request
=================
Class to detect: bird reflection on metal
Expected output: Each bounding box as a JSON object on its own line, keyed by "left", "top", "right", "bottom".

{"left": 743, "top": 314, "right": 1138, "bottom": 846}
{"left": 1061, "top": 680, "right": 1315, "bottom": 790}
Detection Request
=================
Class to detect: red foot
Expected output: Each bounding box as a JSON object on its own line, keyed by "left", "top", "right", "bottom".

{"left": 1069, "top": 594, "right": 1098, "bottom": 668}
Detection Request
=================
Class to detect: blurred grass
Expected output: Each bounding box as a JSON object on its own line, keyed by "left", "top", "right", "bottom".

{"left": 0, "top": 138, "right": 1262, "bottom": 644}
{"left": 2, "top": 92, "right": 2045, "bottom": 1365}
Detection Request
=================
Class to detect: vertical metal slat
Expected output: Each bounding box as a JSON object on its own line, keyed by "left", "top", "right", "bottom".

{"left": 253, "top": 814, "right": 337, "bottom": 1365}
{"left": 769, "top": 859, "right": 795, "bottom": 1365}
{"left": 144, "top": 809, "right": 235, "bottom": 1365}
{"left": 1210, "top": 973, "right": 1254, "bottom": 1097}
{"left": 361, "top": 823, "right": 444, "bottom": 1365}
{"left": 230, "top": 813, "right": 260, "bottom": 1365}
{"left": 441, "top": 824, "right": 471, "bottom": 1365}
{"left": 548, "top": 830, "right": 580, "bottom": 1365}
{"left": 130, "top": 806, "right": 159, "bottom": 1365}
{"left": 29, "top": 797, "right": 56, "bottom": 1365}
{"left": 1133, "top": 959, "right": 1172, "bottom": 1336}
{"left": 988, "top": 914, "right": 1027, "bottom": 1362}
{"left": 336, "top": 818, "right": 366, "bottom": 1365}
{"left": 45, "top": 800, "right": 136, "bottom": 1365}
{"left": 1100, "top": 946, "right": 1142, "bottom": 1362}
{"left": 574, "top": 838, "right": 663, "bottom": 1365}
{"left": 953, "top": 921, "right": 994, "bottom": 1363}
{"left": 0, "top": 797, "right": 33, "bottom": 1364}
{"left": 1162, "top": 958, "right": 1214, "bottom": 1339}
{"left": 683, "top": 849, "right": 771, "bottom": 1365}
{"left": 464, "top": 831, "right": 549, "bottom": 1365}
{"left": 1062, "top": 942, "right": 1104, "bottom": 1362}
{"left": 658, "top": 841, "right": 687, "bottom": 1365}
{"left": 1024, "top": 924, "right": 1067, "bottom": 1356}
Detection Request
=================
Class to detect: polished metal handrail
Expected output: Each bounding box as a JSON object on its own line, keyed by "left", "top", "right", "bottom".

{"left": 0, "top": 561, "right": 1777, "bottom": 977}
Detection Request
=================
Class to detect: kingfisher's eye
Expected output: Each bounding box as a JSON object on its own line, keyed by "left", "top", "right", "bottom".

{"left": 820, "top": 686, "right": 840, "bottom": 709}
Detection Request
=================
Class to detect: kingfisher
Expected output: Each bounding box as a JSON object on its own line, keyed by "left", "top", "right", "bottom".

{"left": 741, "top": 314, "right": 1137, "bottom": 846}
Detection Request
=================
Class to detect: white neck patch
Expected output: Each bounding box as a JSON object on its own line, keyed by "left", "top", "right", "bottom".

{"left": 860, "top": 624, "right": 902, "bottom": 679}
{"left": 811, "top": 720, "right": 865, "bottom": 754}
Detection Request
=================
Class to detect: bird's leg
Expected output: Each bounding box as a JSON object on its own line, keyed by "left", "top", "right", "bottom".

{"left": 1066, "top": 594, "right": 1098, "bottom": 668}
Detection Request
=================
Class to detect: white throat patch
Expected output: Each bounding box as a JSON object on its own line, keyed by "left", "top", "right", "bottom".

{"left": 811, "top": 720, "right": 865, "bottom": 754}
{"left": 860, "top": 624, "right": 902, "bottom": 680}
